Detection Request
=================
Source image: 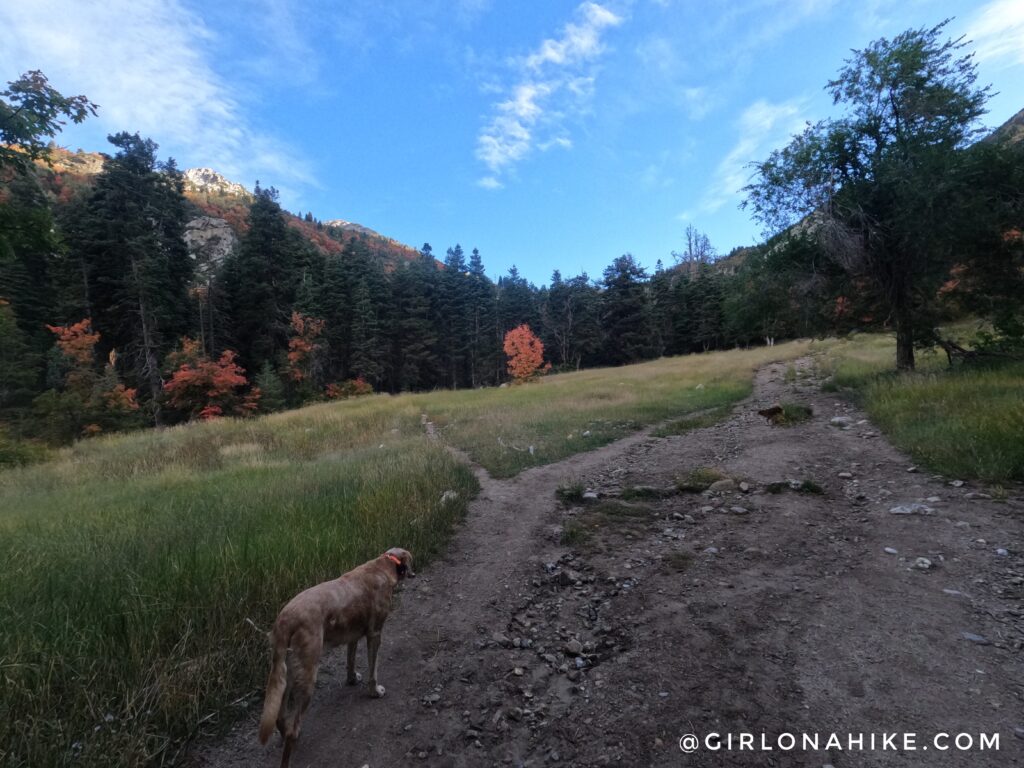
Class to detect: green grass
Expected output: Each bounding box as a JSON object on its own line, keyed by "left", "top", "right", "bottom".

{"left": 0, "top": 408, "right": 478, "bottom": 768}
{"left": 775, "top": 402, "right": 813, "bottom": 425}
{"left": 819, "top": 328, "right": 1024, "bottom": 481}
{"left": 0, "top": 339, "right": 817, "bottom": 767}
{"left": 555, "top": 480, "right": 586, "bottom": 504}
{"left": 676, "top": 466, "right": 728, "bottom": 492}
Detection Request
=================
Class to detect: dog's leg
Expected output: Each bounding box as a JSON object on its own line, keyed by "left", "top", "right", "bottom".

{"left": 365, "top": 632, "right": 385, "bottom": 697}
{"left": 346, "top": 640, "right": 362, "bottom": 685}
{"left": 279, "top": 632, "right": 320, "bottom": 768}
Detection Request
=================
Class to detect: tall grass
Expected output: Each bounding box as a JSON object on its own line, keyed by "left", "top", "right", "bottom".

{"left": 819, "top": 331, "right": 1024, "bottom": 481}
{"left": 0, "top": 425, "right": 477, "bottom": 767}
{"left": 0, "top": 340, "right": 815, "bottom": 767}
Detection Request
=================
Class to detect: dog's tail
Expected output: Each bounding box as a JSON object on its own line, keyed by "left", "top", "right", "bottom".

{"left": 258, "top": 624, "right": 288, "bottom": 744}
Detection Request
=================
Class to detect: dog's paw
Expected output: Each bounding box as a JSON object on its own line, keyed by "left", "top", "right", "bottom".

{"left": 346, "top": 672, "right": 362, "bottom": 686}
{"left": 370, "top": 684, "right": 386, "bottom": 698}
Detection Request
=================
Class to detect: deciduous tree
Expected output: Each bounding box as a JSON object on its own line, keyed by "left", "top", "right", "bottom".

{"left": 744, "top": 22, "right": 990, "bottom": 369}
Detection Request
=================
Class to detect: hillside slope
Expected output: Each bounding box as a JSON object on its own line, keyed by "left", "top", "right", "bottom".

{"left": 32, "top": 147, "right": 423, "bottom": 270}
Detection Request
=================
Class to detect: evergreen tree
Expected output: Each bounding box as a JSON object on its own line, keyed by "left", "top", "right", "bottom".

{"left": 467, "top": 248, "right": 498, "bottom": 386}
{"left": 541, "top": 272, "right": 602, "bottom": 370}
{"left": 440, "top": 244, "right": 472, "bottom": 387}
{"left": 219, "top": 184, "right": 307, "bottom": 373}
{"left": 600, "top": 254, "right": 652, "bottom": 365}
{"left": 74, "top": 133, "right": 193, "bottom": 422}
{"left": 255, "top": 360, "right": 287, "bottom": 412}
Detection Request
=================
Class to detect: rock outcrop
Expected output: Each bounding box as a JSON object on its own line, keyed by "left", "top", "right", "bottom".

{"left": 184, "top": 215, "right": 238, "bottom": 272}
{"left": 183, "top": 168, "right": 251, "bottom": 199}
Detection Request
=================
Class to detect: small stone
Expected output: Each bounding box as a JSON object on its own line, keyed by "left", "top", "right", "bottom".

{"left": 513, "top": 667, "right": 524, "bottom": 676}
{"left": 507, "top": 707, "right": 523, "bottom": 721}
{"left": 838, "top": 472, "right": 853, "bottom": 479}
{"left": 950, "top": 479, "right": 965, "bottom": 487}
{"left": 440, "top": 490, "right": 459, "bottom": 504}
{"left": 582, "top": 430, "right": 591, "bottom": 436}
{"left": 884, "top": 547, "right": 898, "bottom": 555}
{"left": 708, "top": 479, "right": 736, "bottom": 493}
{"left": 889, "top": 503, "right": 934, "bottom": 515}
{"left": 703, "top": 546, "right": 719, "bottom": 555}
{"left": 996, "top": 548, "right": 1009, "bottom": 557}
{"left": 830, "top": 416, "right": 854, "bottom": 427}
{"left": 582, "top": 492, "right": 599, "bottom": 501}
{"left": 491, "top": 632, "right": 511, "bottom": 647}
{"left": 564, "top": 639, "right": 583, "bottom": 656}
{"left": 739, "top": 481, "right": 751, "bottom": 493}
{"left": 1013, "top": 726, "right": 1024, "bottom": 740}
{"left": 965, "top": 492, "right": 992, "bottom": 500}
{"left": 729, "top": 506, "right": 749, "bottom": 515}
{"left": 914, "top": 557, "right": 933, "bottom": 570}
{"left": 907, "top": 466, "right": 918, "bottom": 473}
{"left": 961, "top": 632, "right": 991, "bottom": 646}
{"left": 683, "top": 514, "right": 696, "bottom": 524}
{"left": 926, "top": 496, "right": 941, "bottom": 503}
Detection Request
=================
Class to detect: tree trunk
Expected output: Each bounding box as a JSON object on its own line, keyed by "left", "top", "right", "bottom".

{"left": 894, "top": 297, "right": 915, "bottom": 371}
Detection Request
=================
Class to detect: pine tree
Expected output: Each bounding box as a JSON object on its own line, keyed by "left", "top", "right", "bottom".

{"left": 73, "top": 133, "right": 193, "bottom": 422}
{"left": 219, "top": 184, "right": 307, "bottom": 373}
{"left": 600, "top": 254, "right": 652, "bottom": 365}
{"left": 467, "top": 248, "right": 498, "bottom": 387}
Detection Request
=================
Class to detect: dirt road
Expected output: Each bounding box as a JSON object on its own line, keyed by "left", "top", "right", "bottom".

{"left": 195, "top": 359, "right": 1023, "bottom": 767}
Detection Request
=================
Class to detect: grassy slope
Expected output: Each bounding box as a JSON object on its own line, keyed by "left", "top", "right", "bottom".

{"left": 819, "top": 329, "right": 1024, "bottom": 482}
{"left": 0, "top": 340, "right": 813, "bottom": 768}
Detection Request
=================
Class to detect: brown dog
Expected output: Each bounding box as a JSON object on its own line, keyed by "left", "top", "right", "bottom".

{"left": 258, "top": 547, "right": 415, "bottom": 767}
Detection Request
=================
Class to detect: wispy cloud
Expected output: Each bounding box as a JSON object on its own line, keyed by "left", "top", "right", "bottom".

{"left": 0, "top": 0, "right": 314, "bottom": 197}
{"left": 966, "top": 0, "right": 1024, "bottom": 68}
{"left": 475, "top": 1, "right": 624, "bottom": 188}
{"left": 701, "top": 98, "right": 807, "bottom": 214}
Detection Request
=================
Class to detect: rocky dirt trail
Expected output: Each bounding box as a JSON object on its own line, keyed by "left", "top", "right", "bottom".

{"left": 196, "top": 358, "right": 1023, "bottom": 767}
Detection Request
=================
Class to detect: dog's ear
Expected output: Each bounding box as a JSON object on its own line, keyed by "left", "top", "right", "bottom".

{"left": 385, "top": 547, "right": 415, "bottom": 579}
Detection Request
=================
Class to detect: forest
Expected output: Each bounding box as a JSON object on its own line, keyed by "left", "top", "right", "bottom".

{"left": 2, "top": 23, "right": 1024, "bottom": 449}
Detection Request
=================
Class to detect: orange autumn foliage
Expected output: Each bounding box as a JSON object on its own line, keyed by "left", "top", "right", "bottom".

{"left": 164, "top": 339, "right": 259, "bottom": 420}
{"left": 287, "top": 311, "right": 326, "bottom": 383}
{"left": 503, "top": 324, "right": 549, "bottom": 382}
{"left": 324, "top": 377, "right": 373, "bottom": 399}
{"left": 46, "top": 318, "right": 100, "bottom": 367}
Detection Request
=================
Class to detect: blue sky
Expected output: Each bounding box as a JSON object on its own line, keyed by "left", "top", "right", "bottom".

{"left": 2, "top": 1, "right": 1023, "bottom": 285}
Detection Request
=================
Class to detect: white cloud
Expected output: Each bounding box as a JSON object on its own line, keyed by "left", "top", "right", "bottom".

{"left": 701, "top": 98, "right": 807, "bottom": 214}
{"left": 477, "top": 176, "right": 503, "bottom": 190}
{"left": 525, "top": 2, "right": 622, "bottom": 69}
{"left": 966, "top": 0, "right": 1024, "bottom": 67}
{"left": 475, "top": 2, "right": 623, "bottom": 182}
{"left": 0, "top": 0, "right": 314, "bottom": 195}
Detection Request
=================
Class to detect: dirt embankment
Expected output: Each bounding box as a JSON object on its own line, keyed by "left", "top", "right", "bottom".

{"left": 196, "top": 358, "right": 1023, "bottom": 768}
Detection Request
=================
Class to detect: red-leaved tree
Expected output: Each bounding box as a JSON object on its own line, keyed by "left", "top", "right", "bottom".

{"left": 503, "top": 324, "right": 549, "bottom": 382}
{"left": 163, "top": 337, "right": 260, "bottom": 420}
{"left": 286, "top": 311, "right": 326, "bottom": 383}
{"left": 34, "top": 319, "right": 140, "bottom": 439}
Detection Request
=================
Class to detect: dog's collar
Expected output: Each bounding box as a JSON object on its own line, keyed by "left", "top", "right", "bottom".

{"left": 384, "top": 553, "right": 402, "bottom": 568}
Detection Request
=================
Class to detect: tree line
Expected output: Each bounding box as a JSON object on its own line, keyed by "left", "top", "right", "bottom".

{"left": 2, "top": 21, "right": 1023, "bottom": 446}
